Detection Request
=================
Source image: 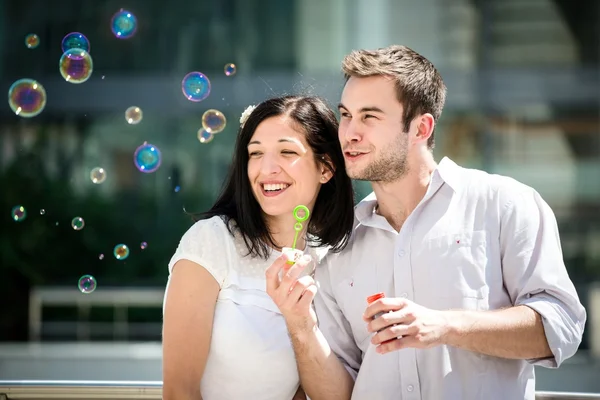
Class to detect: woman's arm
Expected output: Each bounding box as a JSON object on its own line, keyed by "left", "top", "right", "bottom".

{"left": 162, "top": 260, "right": 220, "bottom": 400}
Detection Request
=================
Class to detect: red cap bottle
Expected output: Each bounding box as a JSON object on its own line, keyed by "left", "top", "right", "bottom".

{"left": 367, "top": 292, "right": 386, "bottom": 320}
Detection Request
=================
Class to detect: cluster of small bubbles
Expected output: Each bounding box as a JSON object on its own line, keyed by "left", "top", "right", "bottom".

{"left": 25, "top": 34, "right": 40, "bottom": 49}
{"left": 134, "top": 143, "right": 162, "bottom": 173}
{"left": 71, "top": 217, "right": 85, "bottom": 231}
{"left": 8, "top": 78, "right": 47, "bottom": 118}
{"left": 40, "top": 209, "right": 46, "bottom": 215}
{"left": 125, "top": 106, "right": 143, "bottom": 124}
{"left": 197, "top": 129, "right": 214, "bottom": 144}
{"left": 113, "top": 244, "right": 130, "bottom": 260}
{"left": 11, "top": 205, "right": 27, "bottom": 222}
{"left": 174, "top": 186, "right": 181, "bottom": 193}
{"left": 111, "top": 9, "right": 138, "bottom": 39}
{"left": 78, "top": 275, "right": 97, "bottom": 294}
{"left": 181, "top": 72, "right": 211, "bottom": 102}
{"left": 90, "top": 167, "right": 107, "bottom": 184}
{"left": 61, "top": 32, "right": 90, "bottom": 53}
{"left": 224, "top": 63, "right": 237, "bottom": 76}
{"left": 140, "top": 242, "right": 148, "bottom": 250}
{"left": 59, "top": 49, "right": 93, "bottom": 84}
{"left": 202, "top": 109, "right": 226, "bottom": 134}
{"left": 99, "top": 253, "right": 104, "bottom": 260}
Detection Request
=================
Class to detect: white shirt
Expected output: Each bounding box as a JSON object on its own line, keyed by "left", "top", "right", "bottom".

{"left": 165, "top": 216, "right": 319, "bottom": 400}
{"left": 314, "top": 157, "right": 587, "bottom": 400}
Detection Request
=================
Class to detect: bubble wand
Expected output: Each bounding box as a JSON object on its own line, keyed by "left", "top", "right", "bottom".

{"left": 287, "top": 205, "right": 310, "bottom": 265}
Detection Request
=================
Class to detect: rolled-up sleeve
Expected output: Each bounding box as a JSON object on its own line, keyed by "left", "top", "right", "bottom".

{"left": 500, "top": 188, "right": 587, "bottom": 368}
{"left": 314, "top": 255, "right": 362, "bottom": 380}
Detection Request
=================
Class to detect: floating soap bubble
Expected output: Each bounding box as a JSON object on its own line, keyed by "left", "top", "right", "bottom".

{"left": 125, "top": 106, "right": 143, "bottom": 124}
{"left": 202, "top": 109, "right": 226, "bottom": 134}
{"left": 113, "top": 244, "right": 130, "bottom": 260}
{"left": 8, "top": 78, "right": 47, "bottom": 118}
{"left": 78, "top": 275, "right": 97, "bottom": 294}
{"left": 174, "top": 186, "right": 181, "bottom": 193}
{"left": 11, "top": 205, "right": 27, "bottom": 222}
{"left": 111, "top": 9, "right": 138, "bottom": 39}
{"left": 90, "top": 167, "right": 107, "bottom": 184}
{"left": 61, "top": 32, "right": 90, "bottom": 53}
{"left": 40, "top": 209, "right": 46, "bottom": 215}
{"left": 25, "top": 34, "right": 40, "bottom": 49}
{"left": 224, "top": 63, "right": 237, "bottom": 76}
{"left": 181, "top": 72, "right": 211, "bottom": 102}
{"left": 59, "top": 48, "right": 93, "bottom": 84}
{"left": 99, "top": 253, "right": 104, "bottom": 260}
{"left": 140, "top": 242, "right": 148, "bottom": 250}
{"left": 197, "top": 129, "right": 214, "bottom": 144}
{"left": 134, "top": 143, "right": 162, "bottom": 173}
{"left": 71, "top": 217, "right": 85, "bottom": 230}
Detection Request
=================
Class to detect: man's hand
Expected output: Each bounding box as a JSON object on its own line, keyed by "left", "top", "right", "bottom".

{"left": 266, "top": 253, "right": 318, "bottom": 334}
{"left": 363, "top": 297, "right": 451, "bottom": 354}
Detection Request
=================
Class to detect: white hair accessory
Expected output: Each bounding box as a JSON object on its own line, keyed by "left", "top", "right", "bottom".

{"left": 239, "top": 105, "right": 257, "bottom": 128}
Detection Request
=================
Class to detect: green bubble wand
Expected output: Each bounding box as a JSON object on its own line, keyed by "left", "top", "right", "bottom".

{"left": 287, "top": 205, "right": 310, "bottom": 265}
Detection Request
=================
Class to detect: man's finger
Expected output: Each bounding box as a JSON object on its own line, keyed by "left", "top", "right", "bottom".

{"left": 363, "top": 297, "right": 409, "bottom": 320}
{"left": 371, "top": 323, "right": 415, "bottom": 345}
{"left": 368, "top": 308, "right": 414, "bottom": 332}
{"left": 265, "top": 253, "right": 290, "bottom": 295}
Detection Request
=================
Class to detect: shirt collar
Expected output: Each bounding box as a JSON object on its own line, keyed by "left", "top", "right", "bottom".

{"left": 354, "top": 156, "right": 463, "bottom": 224}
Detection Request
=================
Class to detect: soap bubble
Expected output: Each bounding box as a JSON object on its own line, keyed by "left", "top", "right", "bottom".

{"left": 133, "top": 143, "right": 162, "bottom": 173}
{"left": 140, "top": 242, "right": 148, "bottom": 250}
{"left": 113, "top": 244, "right": 130, "bottom": 260}
{"left": 71, "top": 217, "right": 85, "bottom": 231}
{"left": 78, "top": 275, "right": 97, "bottom": 294}
{"left": 90, "top": 167, "right": 107, "bottom": 184}
{"left": 25, "top": 34, "right": 40, "bottom": 49}
{"left": 40, "top": 209, "right": 46, "bottom": 215}
{"left": 181, "top": 72, "right": 211, "bottom": 102}
{"left": 11, "top": 205, "right": 27, "bottom": 222}
{"left": 125, "top": 106, "right": 143, "bottom": 124}
{"left": 111, "top": 9, "right": 138, "bottom": 39}
{"left": 61, "top": 32, "right": 90, "bottom": 53}
{"left": 59, "top": 48, "right": 93, "bottom": 84}
{"left": 202, "top": 109, "right": 226, "bottom": 134}
{"left": 197, "top": 129, "right": 214, "bottom": 144}
{"left": 224, "top": 63, "right": 237, "bottom": 76}
{"left": 8, "top": 78, "right": 47, "bottom": 118}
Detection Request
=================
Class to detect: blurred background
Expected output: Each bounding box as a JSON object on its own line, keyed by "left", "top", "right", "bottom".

{"left": 0, "top": 0, "right": 599, "bottom": 395}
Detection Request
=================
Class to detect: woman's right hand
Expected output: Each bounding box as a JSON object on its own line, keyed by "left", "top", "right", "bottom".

{"left": 266, "top": 253, "right": 318, "bottom": 336}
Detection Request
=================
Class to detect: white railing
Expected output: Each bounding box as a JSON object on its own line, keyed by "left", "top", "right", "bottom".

{"left": 0, "top": 381, "right": 599, "bottom": 400}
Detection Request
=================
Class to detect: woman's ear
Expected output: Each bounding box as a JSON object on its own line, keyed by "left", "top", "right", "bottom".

{"left": 320, "top": 156, "right": 334, "bottom": 184}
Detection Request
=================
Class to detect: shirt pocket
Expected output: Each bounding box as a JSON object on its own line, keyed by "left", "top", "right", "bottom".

{"left": 422, "top": 230, "right": 490, "bottom": 310}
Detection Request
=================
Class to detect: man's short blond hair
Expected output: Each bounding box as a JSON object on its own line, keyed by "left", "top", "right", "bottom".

{"left": 342, "top": 45, "right": 447, "bottom": 149}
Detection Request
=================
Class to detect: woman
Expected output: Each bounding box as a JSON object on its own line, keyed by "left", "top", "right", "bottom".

{"left": 162, "top": 95, "right": 355, "bottom": 400}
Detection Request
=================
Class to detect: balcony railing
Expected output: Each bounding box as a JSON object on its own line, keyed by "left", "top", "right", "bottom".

{"left": 0, "top": 381, "right": 599, "bottom": 400}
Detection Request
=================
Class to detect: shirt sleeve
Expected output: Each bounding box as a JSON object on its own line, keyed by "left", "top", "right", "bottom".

{"left": 167, "top": 216, "right": 230, "bottom": 288}
{"left": 314, "top": 254, "right": 362, "bottom": 380}
{"left": 500, "top": 188, "right": 587, "bottom": 368}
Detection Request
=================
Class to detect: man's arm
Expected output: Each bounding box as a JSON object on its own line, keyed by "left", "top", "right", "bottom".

{"left": 442, "top": 305, "right": 551, "bottom": 359}
{"left": 368, "top": 188, "right": 586, "bottom": 364}
{"left": 265, "top": 253, "right": 356, "bottom": 400}
{"left": 442, "top": 188, "right": 586, "bottom": 363}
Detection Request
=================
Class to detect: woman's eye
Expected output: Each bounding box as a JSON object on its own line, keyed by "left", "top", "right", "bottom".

{"left": 281, "top": 150, "right": 297, "bottom": 155}
{"left": 249, "top": 151, "right": 262, "bottom": 157}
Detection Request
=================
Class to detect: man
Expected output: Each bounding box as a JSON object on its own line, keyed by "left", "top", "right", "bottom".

{"left": 266, "top": 45, "right": 586, "bottom": 400}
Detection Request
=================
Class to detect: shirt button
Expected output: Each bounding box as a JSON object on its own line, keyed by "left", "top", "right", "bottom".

{"left": 398, "top": 250, "right": 405, "bottom": 257}
{"left": 407, "top": 385, "right": 414, "bottom": 392}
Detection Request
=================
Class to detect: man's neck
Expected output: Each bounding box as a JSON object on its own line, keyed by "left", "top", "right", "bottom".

{"left": 372, "top": 155, "right": 437, "bottom": 232}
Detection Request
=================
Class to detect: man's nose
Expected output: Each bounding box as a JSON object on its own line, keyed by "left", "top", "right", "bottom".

{"left": 342, "top": 119, "right": 362, "bottom": 143}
